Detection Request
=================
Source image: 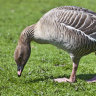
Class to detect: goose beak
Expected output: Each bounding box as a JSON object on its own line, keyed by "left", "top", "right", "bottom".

{"left": 18, "top": 70, "right": 21, "bottom": 77}
{"left": 17, "top": 65, "right": 24, "bottom": 77}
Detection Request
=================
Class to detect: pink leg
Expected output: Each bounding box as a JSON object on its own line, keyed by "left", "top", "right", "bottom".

{"left": 54, "top": 62, "right": 79, "bottom": 83}
{"left": 87, "top": 76, "right": 96, "bottom": 83}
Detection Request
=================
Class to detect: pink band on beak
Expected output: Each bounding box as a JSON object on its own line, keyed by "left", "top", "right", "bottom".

{"left": 18, "top": 70, "right": 21, "bottom": 76}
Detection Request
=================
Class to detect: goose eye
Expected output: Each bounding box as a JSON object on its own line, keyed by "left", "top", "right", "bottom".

{"left": 19, "top": 56, "right": 22, "bottom": 61}
{"left": 19, "top": 53, "right": 23, "bottom": 61}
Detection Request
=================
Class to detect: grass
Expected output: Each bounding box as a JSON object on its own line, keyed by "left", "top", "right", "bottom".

{"left": 0, "top": 0, "right": 96, "bottom": 96}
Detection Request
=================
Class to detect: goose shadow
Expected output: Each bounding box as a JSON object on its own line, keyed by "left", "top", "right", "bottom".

{"left": 24, "top": 75, "right": 54, "bottom": 83}
{"left": 77, "top": 73, "right": 96, "bottom": 80}
{"left": 24, "top": 74, "right": 96, "bottom": 83}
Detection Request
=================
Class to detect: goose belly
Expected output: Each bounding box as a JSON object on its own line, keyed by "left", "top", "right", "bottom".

{"left": 49, "top": 33, "right": 78, "bottom": 53}
{"left": 49, "top": 32, "right": 96, "bottom": 57}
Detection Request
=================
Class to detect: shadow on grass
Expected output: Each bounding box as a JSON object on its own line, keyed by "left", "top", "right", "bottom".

{"left": 25, "top": 74, "right": 96, "bottom": 83}
{"left": 25, "top": 75, "right": 54, "bottom": 83}
{"left": 56, "top": 74, "right": 96, "bottom": 81}
{"left": 77, "top": 73, "right": 96, "bottom": 80}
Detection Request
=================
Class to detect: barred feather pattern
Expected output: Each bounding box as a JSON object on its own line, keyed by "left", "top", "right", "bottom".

{"left": 53, "top": 6, "right": 96, "bottom": 35}
{"left": 34, "top": 6, "right": 96, "bottom": 59}
{"left": 20, "top": 25, "right": 35, "bottom": 43}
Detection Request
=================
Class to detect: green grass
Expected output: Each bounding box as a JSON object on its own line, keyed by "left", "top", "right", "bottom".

{"left": 0, "top": 0, "right": 96, "bottom": 96}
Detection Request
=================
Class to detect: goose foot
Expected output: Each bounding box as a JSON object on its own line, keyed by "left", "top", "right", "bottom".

{"left": 87, "top": 76, "right": 96, "bottom": 83}
{"left": 54, "top": 77, "right": 75, "bottom": 83}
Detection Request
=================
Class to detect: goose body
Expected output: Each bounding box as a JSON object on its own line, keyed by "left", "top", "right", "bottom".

{"left": 14, "top": 6, "right": 96, "bottom": 82}
{"left": 34, "top": 6, "right": 96, "bottom": 58}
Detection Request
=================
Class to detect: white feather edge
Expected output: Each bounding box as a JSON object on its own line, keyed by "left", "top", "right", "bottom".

{"left": 60, "top": 23, "right": 96, "bottom": 41}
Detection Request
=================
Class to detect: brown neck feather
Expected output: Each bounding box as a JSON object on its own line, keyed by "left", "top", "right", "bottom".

{"left": 19, "top": 24, "right": 36, "bottom": 45}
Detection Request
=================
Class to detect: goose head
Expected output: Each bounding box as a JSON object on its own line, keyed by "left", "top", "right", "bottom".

{"left": 14, "top": 40, "right": 31, "bottom": 77}
{"left": 14, "top": 44, "right": 31, "bottom": 77}
{"left": 14, "top": 25, "right": 35, "bottom": 77}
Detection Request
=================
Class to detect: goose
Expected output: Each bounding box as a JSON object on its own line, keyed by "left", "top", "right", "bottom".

{"left": 14, "top": 6, "right": 96, "bottom": 83}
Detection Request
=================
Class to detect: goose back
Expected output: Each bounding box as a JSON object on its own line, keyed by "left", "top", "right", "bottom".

{"left": 40, "top": 6, "right": 96, "bottom": 35}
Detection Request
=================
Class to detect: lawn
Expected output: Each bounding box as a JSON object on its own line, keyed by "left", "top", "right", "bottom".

{"left": 0, "top": 0, "right": 96, "bottom": 96}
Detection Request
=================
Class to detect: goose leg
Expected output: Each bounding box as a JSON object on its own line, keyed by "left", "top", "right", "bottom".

{"left": 54, "top": 59, "right": 79, "bottom": 83}
{"left": 87, "top": 76, "right": 96, "bottom": 83}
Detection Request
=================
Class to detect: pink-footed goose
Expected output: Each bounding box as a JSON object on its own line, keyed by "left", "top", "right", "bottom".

{"left": 14, "top": 6, "right": 96, "bottom": 83}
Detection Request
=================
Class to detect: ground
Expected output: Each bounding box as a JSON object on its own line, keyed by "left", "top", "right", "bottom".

{"left": 0, "top": 0, "right": 96, "bottom": 96}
